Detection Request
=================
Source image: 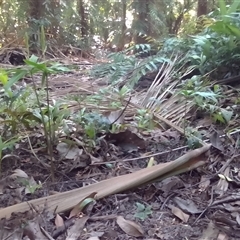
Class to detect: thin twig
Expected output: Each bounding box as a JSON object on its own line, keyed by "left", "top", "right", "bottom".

{"left": 193, "top": 186, "right": 214, "bottom": 225}
{"left": 91, "top": 145, "right": 188, "bottom": 165}
{"left": 26, "top": 133, "right": 51, "bottom": 169}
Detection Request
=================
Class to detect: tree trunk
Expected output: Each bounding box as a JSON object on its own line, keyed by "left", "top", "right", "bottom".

{"left": 78, "top": 0, "right": 88, "bottom": 38}
{"left": 48, "top": 0, "right": 62, "bottom": 42}
{"left": 197, "top": 0, "right": 208, "bottom": 17}
{"left": 27, "top": 0, "right": 44, "bottom": 52}
{"left": 117, "top": 0, "right": 127, "bottom": 51}
{"left": 133, "top": 0, "right": 149, "bottom": 44}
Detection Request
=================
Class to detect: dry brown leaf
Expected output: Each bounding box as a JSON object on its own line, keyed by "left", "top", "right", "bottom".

{"left": 210, "top": 131, "right": 224, "bottom": 152}
{"left": 216, "top": 167, "right": 231, "bottom": 195}
{"left": 173, "top": 196, "right": 202, "bottom": 214}
{"left": 55, "top": 214, "right": 64, "bottom": 228}
{"left": 66, "top": 216, "right": 89, "bottom": 240}
{"left": 159, "top": 176, "right": 184, "bottom": 196}
{"left": 116, "top": 216, "right": 144, "bottom": 237}
{"left": 0, "top": 178, "right": 7, "bottom": 195}
{"left": 105, "top": 129, "right": 146, "bottom": 150}
{"left": 162, "top": 129, "right": 180, "bottom": 140}
{"left": 236, "top": 213, "right": 240, "bottom": 225}
{"left": 24, "top": 217, "right": 49, "bottom": 240}
{"left": 103, "top": 109, "right": 125, "bottom": 124}
{"left": 56, "top": 142, "right": 83, "bottom": 160}
{"left": 0, "top": 227, "right": 23, "bottom": 239}
{"left": 40, "top": 227, "right": 55, "bottom": 240}
{"left": 199, "top": 175, "right": 210, "bottom": 192}
{"left": 199, "top": 221, "right": 219, "bottom": 240}
{"left": 197, "top": 116, "right": 213, "bottom": 127}
{"left": 171, "top": 206, "right": 189, "bottom": 223}
{"left": 145, "top": 239, "right": 159, "bottom": 240}
{"left": 11, "top": 169, "right": 29, "bottom": 178}
{"left": 217, "top": 232, "right": 228, "bottom": 240}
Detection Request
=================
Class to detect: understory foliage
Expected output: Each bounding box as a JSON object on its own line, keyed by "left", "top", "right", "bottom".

{"left": 92, "top": 0, "right": 240, "bottom": 87}
{"left": 0, "top": 0, "right": 239, "bottom": 177}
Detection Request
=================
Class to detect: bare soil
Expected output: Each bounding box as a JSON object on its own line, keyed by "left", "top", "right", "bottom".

{"left": 1, "top": 132, "right": 240, "bottom": 240}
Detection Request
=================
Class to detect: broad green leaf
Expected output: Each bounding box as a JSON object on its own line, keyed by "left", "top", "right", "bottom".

{"left": 141, "top": 68, "right": 146, "bottom": 76}
{"left": 25, "top": 60, "right": 46, "bottom": 71}
{"left": 28, "top": 55, "right": 39, "bottom": 63}
{"left": 0, "top": 70, "right": 8, "bottom": 85}
{"left": 226, "top": 24, "right": 240, "bottom": 38}
{"left": 221, "top": 108, "right": 233, "bottom": 122}
{"left": 136, "top": 202, "right": 145, "bottom": 211}
{"left": 213, "top": 112, "right": 225, "bottom": 123}
{"left": 227, "top": 0, "right": 240, "bottom": 14}
{"left": 5, "top": 69, "right": 28, "bottom": 89}
{"left": 219, "top": 0, "right": 227, "bottom": 15}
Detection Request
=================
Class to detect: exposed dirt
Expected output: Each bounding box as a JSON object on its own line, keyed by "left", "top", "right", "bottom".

{"left": 1, "top": 130, "right": 240, "bottom": 240}
{"left": 0, "top": 60, "right": 240, "bottom": 239}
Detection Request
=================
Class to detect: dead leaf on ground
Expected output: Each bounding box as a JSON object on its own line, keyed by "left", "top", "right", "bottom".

{"left": 52, "top": 218, "right": 75, "bottom": 238}
{"left": 173, "top": 196, "right": 202, "bottom": 214}
{"left": 145, "top": 239, "right": 159, "bottom": 240}
{"left": 171, "top": 206, "right": 189, "bottom": 223}
{"left": 157, "top": 176, "right": 184, "bottom": 196}
{"left": 151, "top": 129, "right": 180, "bottom": 142}
{"left": 0, "top": 224, "right": 23, "bottom": 239}
{"left": 199, "top": 175, "right": 210, "bottom": 192}
{"left": 0, "top": 177, "right": 8, "bottom": 194}
{"left": 103, "top": 109, "right": 125, "bottom": 125}
{"left": 210, "top": 131, "right": 224, "bottom": 151}
{"left": 89, "top": 153, "right": 102, "bottom": 164}
{"left": 66, "top": 153, "right": 92, "bottom": 172}
{"left": 23, "top": 217, "right": 49, "bottom": 240}
{"left": 66, "top": 216, "right": 89, "bottom": 240}
{"left": 55, "top": 214, "right": 64, "bottom": 228}
{"left": 216, "top": 167, "right": 231, "bottom": 195}
{"left": 235, "top": 213, "right": 240, "bottom": 225}
{"left": 217, "top": 232, "right": 229, "bottom": 240}
{"left": 162, "top": 129, "right": 181, "bottom": 140}
{"left": 197, "top": 116, "right": 213, "bottom": 127}
{"left": 116, "top": 216, "right": 144, "bottom": 237}
{"left": 105, "top": 129, "right": 146, "bottom": 151}
{"left": 198, "top": 221, "right": 219, "bottom": 240}
{"left": 56, "top": 142, "right": 83, "bottom": 159}
{"left": 11, "top": 169, "right": 29, "bottom": 179}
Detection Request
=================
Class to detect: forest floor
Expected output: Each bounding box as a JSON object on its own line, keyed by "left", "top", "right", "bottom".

{"left": 0, "top": 56, "right": 240, "bottom": 240}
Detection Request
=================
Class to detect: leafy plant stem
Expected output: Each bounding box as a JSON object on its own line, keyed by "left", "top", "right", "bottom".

{"left": 44, "top": 73, "right": 55, "bottom": 181}
{"left": 30, "top": 72, "right": 55, "bottom": 181}
{"left": 183, "top": 99, "right": 187, "bottom": 138}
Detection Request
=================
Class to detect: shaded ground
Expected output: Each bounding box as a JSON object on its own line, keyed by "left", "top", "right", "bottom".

{"left": 1, "top": 133, "right": 240, "bottom": 239}
{"left": 0, "top": 57, "right": 240, "bottom": 239}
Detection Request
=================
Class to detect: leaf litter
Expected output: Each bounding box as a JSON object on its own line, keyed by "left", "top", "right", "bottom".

{"left": 0, "top": 59, "right": 240, "bottom": 240}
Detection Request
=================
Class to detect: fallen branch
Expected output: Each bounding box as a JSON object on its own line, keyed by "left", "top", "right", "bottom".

{"left": 0, "top": 144, "right": 211, "bottom": 219}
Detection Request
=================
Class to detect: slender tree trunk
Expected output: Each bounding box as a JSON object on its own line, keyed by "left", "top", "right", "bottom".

{"left": 78, "top": 0, "right": 88, "bottom": 38}
{"left": 197, "top": 0, "right": 208, "bottom": 17}
{"left": 117, "top": 0, "right": 127, "bottom": 51}
{"left": 172, "top": 13, "right": 184, "bottom": 34}
{"left": 48, "top": 0, "right": 62, "bottom": 42}
{"left": 27, "top": 0, "right": 44, "bottom": 52}
{"left": 134, "top": 0, "right": 149, "bottom": 44}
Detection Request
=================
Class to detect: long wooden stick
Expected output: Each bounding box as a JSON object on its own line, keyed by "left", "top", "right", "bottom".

{"left": 0, "top": 144, "right": 211, "bottom": 219}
